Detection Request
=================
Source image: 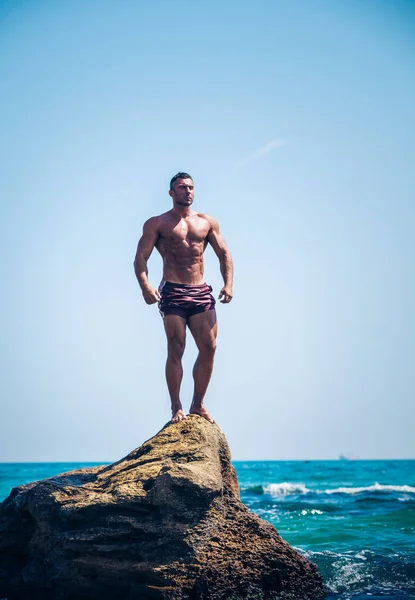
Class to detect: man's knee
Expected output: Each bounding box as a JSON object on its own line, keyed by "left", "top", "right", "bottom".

{"left": 199, "top": 337, "right": 217, "bottom": 356}
{"left": 167, "top": 336, "right": 186, "bottom": 360}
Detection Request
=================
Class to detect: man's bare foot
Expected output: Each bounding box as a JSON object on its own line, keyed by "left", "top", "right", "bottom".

{"left": 171, "top": 409, "right": 187, "bottom": 423}
{"left": 189, "top": 404, "right": 215, "bottom": 424}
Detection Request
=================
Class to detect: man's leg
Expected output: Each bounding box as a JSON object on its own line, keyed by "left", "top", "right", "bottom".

{"left": 163, "top": 314, "right": 187, "bottom": 423}
{"left": 187, "top": 310, "right": 217, "bottom": 423}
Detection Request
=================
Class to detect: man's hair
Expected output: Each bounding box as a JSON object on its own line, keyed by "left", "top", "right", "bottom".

{"left": 170, "top": 172, "right": 193, "bottom": 190}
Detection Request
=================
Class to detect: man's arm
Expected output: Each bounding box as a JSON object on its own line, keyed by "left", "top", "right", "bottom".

{"left": 206, "top": 216, "right": 233, "bottom": 303}
{"left": 134, "top": 217, "right": 161, "bottom": 305}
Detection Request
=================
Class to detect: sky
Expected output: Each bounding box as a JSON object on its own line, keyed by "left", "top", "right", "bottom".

{"left": 0, "top": 0, "right": 414, "bottom": 462}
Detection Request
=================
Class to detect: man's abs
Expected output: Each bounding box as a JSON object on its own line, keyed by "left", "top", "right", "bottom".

{"left": 157, "top": 237, "right": 206, "bottom": 285}
{"left": 161, "top": 255, "right": 205, "bottom": 285}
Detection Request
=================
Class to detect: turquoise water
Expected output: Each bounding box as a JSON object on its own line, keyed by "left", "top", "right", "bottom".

{"left": 1, "top": 460, "right": 414, "bottom": 599}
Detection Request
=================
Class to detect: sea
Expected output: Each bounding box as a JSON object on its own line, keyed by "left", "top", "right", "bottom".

{"left": 1, "top": 459, "right": 414, "bottom": 599}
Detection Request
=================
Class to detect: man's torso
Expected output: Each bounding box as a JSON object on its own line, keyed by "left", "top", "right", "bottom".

{"left": 154, "top": 210, "right": 211, "bottom": 285}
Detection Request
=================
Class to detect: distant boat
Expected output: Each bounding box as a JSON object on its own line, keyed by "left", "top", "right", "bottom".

{"left": 339, "top": 453, "right": 358, "bottom": 460}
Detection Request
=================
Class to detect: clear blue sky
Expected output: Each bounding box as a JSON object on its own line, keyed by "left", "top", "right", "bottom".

{"left": 1, "top": 0, "right": 414, "bottom": 461}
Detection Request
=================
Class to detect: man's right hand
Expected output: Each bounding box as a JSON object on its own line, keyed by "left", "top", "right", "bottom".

{"left": 142, "top": 287, "right": 161, "bottom": 305}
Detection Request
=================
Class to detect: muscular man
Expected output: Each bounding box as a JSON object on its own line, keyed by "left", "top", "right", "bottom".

{"left": 134, "top": 172, "right": 233, "bottom": 424}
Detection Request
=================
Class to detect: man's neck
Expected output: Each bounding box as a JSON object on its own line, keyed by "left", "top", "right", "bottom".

{"left": 172, "top": 205, "right": 193, "bottom": 219}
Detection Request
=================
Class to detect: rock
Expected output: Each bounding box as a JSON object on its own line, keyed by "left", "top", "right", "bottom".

{"left": 0, "top": 416, "right": 324, "bottom": 599}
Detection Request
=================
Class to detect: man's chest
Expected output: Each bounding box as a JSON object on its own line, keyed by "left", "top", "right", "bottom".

{"left": 160, "top": 216, "right": 210, "bottom": 244}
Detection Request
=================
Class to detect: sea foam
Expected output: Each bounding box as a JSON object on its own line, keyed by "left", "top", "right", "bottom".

{"left": 324, "top": 483, "right": 415, "bottom": 495}
{"left": 247, "top": 482, "right": 415, "bottom": 496}
{"left": 263, "top": 482, "right": 311, "bottom": 495}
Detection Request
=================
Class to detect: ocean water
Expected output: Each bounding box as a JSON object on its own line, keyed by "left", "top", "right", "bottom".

{"left": 1, "top": 460, "right": 414, "bottom": 599}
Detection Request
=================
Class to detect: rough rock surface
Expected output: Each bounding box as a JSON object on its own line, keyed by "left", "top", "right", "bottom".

{"left": 0, "top": 416, "right": 324, "bottom": 599}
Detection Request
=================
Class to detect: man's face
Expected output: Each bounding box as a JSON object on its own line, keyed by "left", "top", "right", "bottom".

{"left": 169, "top": 178, "right": 194, "bottom": 207}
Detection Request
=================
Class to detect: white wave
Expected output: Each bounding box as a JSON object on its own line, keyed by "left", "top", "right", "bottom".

{"left": 354, "top": 549, "right": 374, "bottom": 560}
{"left": 256, "top": 481, "right": 415, "bottom": 497}
{"left": 324, "top": 482, "right": 415, "bottom": 495}
{"left": 329, "top": 558, "right": 367, "bottom": 592}
{"left": 300, "top": 508, "right": 324, "bottom": 515}
{"left": 263, "top": 482, "right": 310, "bottom": 496}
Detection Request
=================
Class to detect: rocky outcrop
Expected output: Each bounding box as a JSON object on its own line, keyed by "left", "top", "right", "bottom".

{"left": 0, "top": 416, "right": 324, "bottom": 599}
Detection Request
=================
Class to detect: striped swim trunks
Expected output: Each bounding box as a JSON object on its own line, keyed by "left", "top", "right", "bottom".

{"left": 158, "top": 281, "right": 216, "bottom": 321}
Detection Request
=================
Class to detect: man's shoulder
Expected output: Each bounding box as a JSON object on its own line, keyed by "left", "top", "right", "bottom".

{"left": 195, "top": 212, "right": 218, "bottom": 226}
{"left": 144, "top": 211, "right": 172, "bottom": 228}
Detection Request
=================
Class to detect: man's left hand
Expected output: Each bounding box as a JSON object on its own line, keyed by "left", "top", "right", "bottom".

{"left": 218, "top": 287, "right": 233, "bottom": 304}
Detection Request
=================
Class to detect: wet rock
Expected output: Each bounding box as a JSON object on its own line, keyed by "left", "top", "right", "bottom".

{"left": 0, "top": 415, "right": 324, "bottom": 599}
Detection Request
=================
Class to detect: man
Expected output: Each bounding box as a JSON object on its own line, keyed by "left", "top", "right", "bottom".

{"left": 134, "top": 172, "right": 233, "bottom": 424}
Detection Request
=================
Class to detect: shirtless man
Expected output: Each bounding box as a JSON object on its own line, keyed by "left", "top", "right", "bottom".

{"left": 134, "top": 172, "right": 233, "bottom": 424}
